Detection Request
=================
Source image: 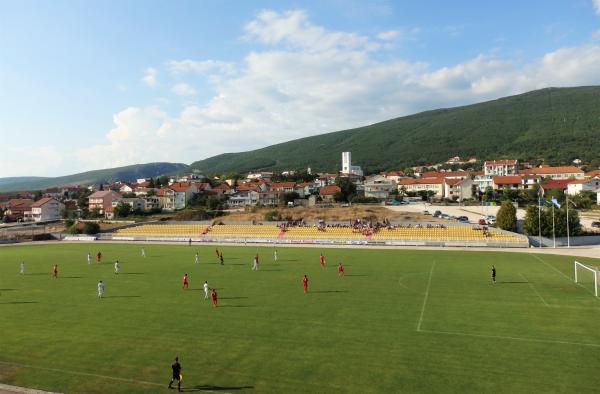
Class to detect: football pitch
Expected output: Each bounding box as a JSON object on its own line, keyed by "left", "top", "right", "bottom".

{"left": 1, "top": 243, "right": 600, "bottom": 393}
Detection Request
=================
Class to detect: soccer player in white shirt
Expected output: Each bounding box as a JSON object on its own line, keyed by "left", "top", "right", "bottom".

{"left": 252, "top": 257, "right": 258, "bottom": 271}
{"left": 141, "top": 248, "right": 146, "bottom": 258}
{"left": 203, "top": 281, "right": 209, "bottom": 300}
{"left": 195, "top": 253, "right": 200, "bottom": 264}
{"left": 273, "top": 249, "right": 278, "bottom": 262}
{"left": 87, "top": 253, "right": 91, "bottom": 265}
{"left": 98, "top": 280, "right": 104, "bottom": 298}
{"left": 114, "top": 261, "right": 120, "bottom": 274}
{"left": 20, "top": 261, "right": 25, "bottom": 275}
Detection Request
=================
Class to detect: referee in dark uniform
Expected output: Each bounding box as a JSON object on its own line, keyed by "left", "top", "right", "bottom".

{"left": 168, "top": 357, "right": 182, "bottom": 392}
{"left": 491, "top": 265, "right": 496, "bottom": 284}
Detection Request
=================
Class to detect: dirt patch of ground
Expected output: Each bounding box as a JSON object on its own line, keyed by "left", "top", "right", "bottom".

{"left": 223, "top": 205, "right": 438, "bottom": 222}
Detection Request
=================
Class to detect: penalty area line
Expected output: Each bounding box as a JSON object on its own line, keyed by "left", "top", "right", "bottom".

{"left": 419, "top": 329, "right": 600, "bottom": 348}
{"left": 530, "top": 254, "right": 598, "bottom": 298}
{"left": 519, "top": 273, "right": 549, "bottom": 307}
{"left": 416, "top": 261, "right": 436, "bottom": 332}
{"left": 0, "top": 360, "right": 230, "bottom": 394}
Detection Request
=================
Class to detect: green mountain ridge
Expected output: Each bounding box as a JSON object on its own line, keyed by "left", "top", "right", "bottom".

{"left": 0, "top": 162, "right": 188, "bottom": 193}
{"left": 190, "top": 86, "right": 600, "bottom": 174}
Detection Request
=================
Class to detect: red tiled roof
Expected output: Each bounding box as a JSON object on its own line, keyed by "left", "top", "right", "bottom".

{"left": 89, "top": 191, "right": 121, "bottom": 199}
{"left": 586, "top": 170, "right": 600, "bottom": 178}
{"left": 31, "top": 197, "right": 55, "bottom": 207}
{"left": 6, "top": 198, "right": 34, "bottom": 207}
{"left": 444, "top": 178, "right": 463, "bottom": 186}
{"left": 170, "top": 182, "right": 195, "bottom": 192}
{"left": 269, "top": 182, "right": 296, "bottom": 188}
{"left": 541, "top": 179, "right": 571, "bottom": 189}
{"left": 520, "top": 166, "right": 584, "bottom": 175}
{"left": 319, "top": 185, "right": 341, "bottom": 195}
{"left": 492, "top": 176, "right": 523, "bottom": 185}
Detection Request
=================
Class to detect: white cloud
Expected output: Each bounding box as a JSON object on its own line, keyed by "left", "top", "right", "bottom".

{"left": 377, "top": 30, "right": 400, "bottom": 40}
{"left": 167, "top": 59, "right": 235, "bottom": 75}
{"left": 142, "top": 67, "right": 158, "bottom": 87}
{"left": 593, "top": 0, "right": 600, "bottom": 15}
{"left": 592, "top": 29, "right": 600, "bottom": 41}
{"left": 377, "top": 28, "right": 420, "bottom": 42}
{"left": 244, "top": 9, "right": 379, "bottom": 53}
{"left": 171, "top": 83, "right": 197, "bottom": 96}
{"left": 75, "top": 10, "right": 600, "bottom": 173}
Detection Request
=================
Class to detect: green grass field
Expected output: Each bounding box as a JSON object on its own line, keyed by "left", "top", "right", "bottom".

{"left": 1, "top": 243, "right": 600, "bottom": 394}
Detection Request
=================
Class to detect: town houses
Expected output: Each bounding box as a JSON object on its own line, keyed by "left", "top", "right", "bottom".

{"left": 2, "top": 153, "right": 600, "bottom": 224}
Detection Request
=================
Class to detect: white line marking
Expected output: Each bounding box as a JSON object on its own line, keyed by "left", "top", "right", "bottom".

{"left": 0, "top": 360, "right": 230, "bottom": 394}
{"left": 420, "top": 329, "right": 600, "bottom": 348}
{"left": 531, "top": 254, "right": 598, "bottom": 298}
{"left": 520, "top": 273, "right": 549, "bottom": 306}
{"left": 416, "top": 261, "right": 436, "bottom": 332}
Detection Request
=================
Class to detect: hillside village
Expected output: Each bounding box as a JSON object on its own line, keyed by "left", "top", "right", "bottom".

{"left": 1, "top": 151, "right": 599, "bottom": 224}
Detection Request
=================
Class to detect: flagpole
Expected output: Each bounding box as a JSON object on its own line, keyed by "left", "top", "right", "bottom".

{"left": 566, "top": 194, "right": 570, "bottom": 248}
{"left": 552, "top": 204, "right": 555, "bottom": 248}
{"left": 538, "top": 190, "right": 542, "bottom": 248}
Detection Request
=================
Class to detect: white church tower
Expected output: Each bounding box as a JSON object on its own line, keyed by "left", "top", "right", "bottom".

{"left": 341, "top": 151, "right": 363, "bottom": 176}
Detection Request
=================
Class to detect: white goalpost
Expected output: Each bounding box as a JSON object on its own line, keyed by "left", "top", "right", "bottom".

{"left": 574, "top": 261, "right": 599, "bottom": 297}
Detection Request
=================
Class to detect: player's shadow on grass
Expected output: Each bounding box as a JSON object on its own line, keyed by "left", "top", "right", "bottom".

{"left": 104, "top": 295, "right": 141, "bottom": 298}
{"left": 61, "top": 276, "right": 84, "bottom": 279}
{"left": 120, "top": 272, "right": 145, "bottom": 275}
{"left": 312, "top": 290, "right": 348, "bottom": 293}
{"left": 497, "top": 281, "right": 529, "bottom": 284}
{"left": 345, "top": 274, "right": 367, "bottom": 277}
{"left": 181, "top": 384, "right": 254, "bottom": 392}
{"left": 261, "top": 269, "right": 282, "bottom": 271}
{"left": 220, "top": 296, "right": 248, "bottom": 300}
{"left": 27, "top": 273, "right": 49, "bottom": 276}
{"left": 226, "top": 263, "right": 247, "bottom": 266}
{"left": 0, "top": 301, "right": 38, "bottom": 304}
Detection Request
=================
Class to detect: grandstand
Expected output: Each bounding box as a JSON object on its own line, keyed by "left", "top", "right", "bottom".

{"left": 113, "top": 222, "right": 528, "bottom": 247}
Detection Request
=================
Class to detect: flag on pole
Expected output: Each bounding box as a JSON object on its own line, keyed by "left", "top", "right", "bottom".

{"left": 551, "top": 198, "right": 561, "bottom": 208}
{"left": 538, "top": 197, "right": 546, "bottom": 205}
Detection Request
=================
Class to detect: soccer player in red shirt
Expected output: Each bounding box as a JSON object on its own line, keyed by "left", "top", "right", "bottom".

{"left": 319, "top": 253, "right": 325, "bottom": 268}
{"left": 96, "top": 251, "right": 102, "bottom": 263}
{"left": 52, "top": 264, "right": 58, "bottom": 279}
{"left": 302, "top": 275, "right": 309, "bottom": 293}
{"left": 211, "top": 288, "right": 218, "bottom": 307}
{"left": 182, "top": 274, "right": 189, "bottom": 289}
{"left": 338, "top": 262, "right": 344, "bottom": 277}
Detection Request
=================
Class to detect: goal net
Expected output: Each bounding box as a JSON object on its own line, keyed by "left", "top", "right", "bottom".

{"left": 574, "top": 261, "right": 599, "bottom": 297}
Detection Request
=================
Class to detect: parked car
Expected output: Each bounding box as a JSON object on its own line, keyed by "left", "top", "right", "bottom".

{"left": 592, "top": 221, "right": 600, "bottom": 229}
{"left": 457, "top": 216, "right": 469, "bottom": 223}
{"left": 433, "top": 210, "right": 442, "bottom": 217}
{"left": 423, "top": 210, "right": 430, "bottom": 215}
{"left": 440, "top": 214, "right": 450, "bottom": 219}
{"left": 478, "top": 219, "right": 487, "bottom": 226}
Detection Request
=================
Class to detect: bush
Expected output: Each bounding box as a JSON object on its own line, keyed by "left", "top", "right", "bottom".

{"left": 264, "top": 210, "right": 281, "bottom": 221}
{"left": 496, "top": 201, "right": 517, "bottom": 231}
{"left": 83, "top": 222, "right": 100, "bottom": 235}
{"left": 350, "top": 196, "right": 379, "bottom": 204}
{"left": 64, "top": 219, "right": 75, "bottom": 228}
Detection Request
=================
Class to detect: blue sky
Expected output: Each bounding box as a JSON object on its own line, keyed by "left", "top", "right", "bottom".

{"left": 1, "top": 0, "right": 600, "bottom": 177}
